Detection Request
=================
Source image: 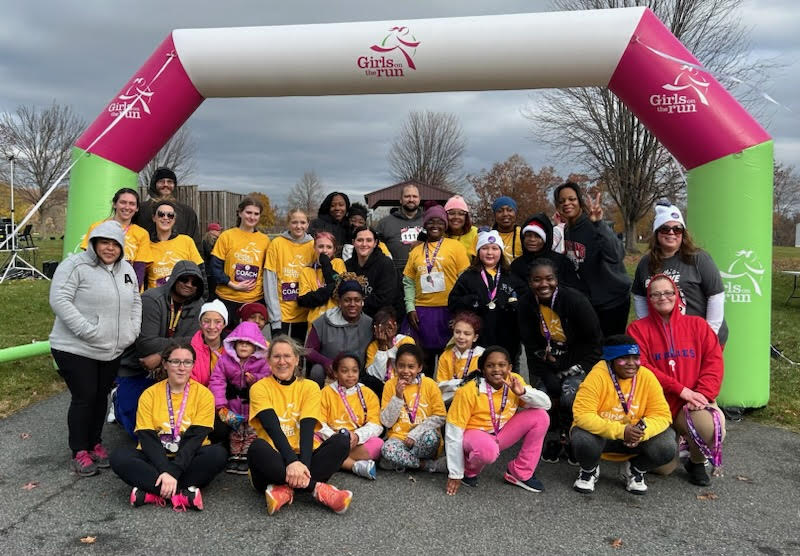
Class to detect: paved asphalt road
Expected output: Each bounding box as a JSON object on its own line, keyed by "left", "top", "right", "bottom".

{"left": 1, "top": 391, "right": 799, "bottom": 555}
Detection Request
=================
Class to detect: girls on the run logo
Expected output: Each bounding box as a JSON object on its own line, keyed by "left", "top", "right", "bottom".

{"left": 356, "top": 26, "right": 421, "bottom": 78}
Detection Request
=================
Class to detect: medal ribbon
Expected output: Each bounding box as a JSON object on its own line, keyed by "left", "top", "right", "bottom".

{"left": 166, "top": 382, "right": 190, "bottom": 440}
{"left": 404, "top": 377, "right": 422, "bottom": 424}
{"left": 452, "top": 348, "right": 475, "bottom": 379}
{"left": 167, "top": 300, "right": 183, "bottom": 337}
{"left": 537, "top": 288, "right": 558, "bottom": 353}
{"left": 424, "top": 239, "right": 444, "bottom": 275}
{"left": 486, "top": 381, "right": 509, "bottom": 436}
{"left": 337, "top": 384, "right": 368, "bottom": 428}
{"left": 608, "top": 364, "right": 637, "bottom": 416}
{"left": 480, "top": 267, "right": 500, "bottom": 304}
{"left": 684, "top": 405, "right": 723, "bottom": 468}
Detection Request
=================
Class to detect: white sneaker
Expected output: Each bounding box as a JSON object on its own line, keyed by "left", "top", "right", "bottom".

{"left": 352, "top": 459, "right": 377, "bottom": 480}
{"left": 106, "top": 387, "right": 118, "bottom": 423}
{"left": 621, "top": 461, "right": 648, "bottom": 494}
{"left": 573, "top": 466, "right": 600, "bottom": 494}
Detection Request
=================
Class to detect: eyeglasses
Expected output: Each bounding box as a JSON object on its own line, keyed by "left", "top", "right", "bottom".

{"left": 657, "top": 225, "right": 684, "bottom": 235}
{"left": 447, "top": 210, "right": 468, "bottom": 217}
{"left": 157, "top": 211, "right": 176, "bottom": 219}
{"left": 166, "top": 359, "right": 194, "bottom": 368}
{"left": 649, "top": 290, "right": 676, "bottom": 300}
{"left": 177, "top": 276, "right": 201, "bottom": 287}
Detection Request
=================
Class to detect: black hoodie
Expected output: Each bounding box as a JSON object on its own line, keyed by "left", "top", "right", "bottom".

{"left": 309, "top": 192, "right": 351, "bottom": 254}
{"left": 509, "top": 213, "right": 585, "bottom": 295}
{"left": 345, "top": 246, "right": 401, "bottom": 318}
{"left": 136, "top": 173, "right": 201, "bottom": 248}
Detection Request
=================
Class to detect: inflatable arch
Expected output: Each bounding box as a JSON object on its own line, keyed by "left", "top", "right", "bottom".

{"left": 66, "top": 7, "right": 773, "bottom": 408}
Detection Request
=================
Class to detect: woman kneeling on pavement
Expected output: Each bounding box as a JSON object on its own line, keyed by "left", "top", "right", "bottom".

{"left": 247, "top": 335, "right": 353, "bottom": 515}
{"left": 110, "top": 343, "right": 227, "bottom": 511}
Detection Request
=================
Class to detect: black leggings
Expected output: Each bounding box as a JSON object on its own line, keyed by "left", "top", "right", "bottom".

{"left": 594, "top": 297, "right": 631, "bottom": 339}
{"left": 52, "top": 349, "right": 120, "bottom": 455}
{"left": 281, "top": 321, "right": 308, "bottom": 344}
{"left": 218, "top": 296, "right": 266, "bottom": 331}
{"left": 247, "top": 434, "right": 349, "bottom": 493}
{"left": 570, "top": 427, "right": 677, "bottom": 472}
{"left": 110, "top": 444, "right": 227, "bottom": 495}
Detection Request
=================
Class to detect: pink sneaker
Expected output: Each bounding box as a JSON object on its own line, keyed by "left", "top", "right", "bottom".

{"left": 130, "top": 488, "right": 166, "bottom": 507}
{"left": 171, "top": 488, "right": 203, "bottom": 512}
{"left": 90, "top": 443, "right": 110, "bottom": 468}
{"left": 72, "top": 450, "right": 98, "bottom": 477}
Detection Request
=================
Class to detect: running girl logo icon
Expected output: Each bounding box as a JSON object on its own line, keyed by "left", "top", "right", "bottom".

{"left": 721, "top": 249, "right": 765, "bottom": 303}
{"left": 356, "top": 26, "right": 421, "bottom": 78}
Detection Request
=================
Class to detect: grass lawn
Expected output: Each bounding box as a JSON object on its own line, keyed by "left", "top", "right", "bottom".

{"left": 1, "top": 240, "right": 799, "bottom": 430}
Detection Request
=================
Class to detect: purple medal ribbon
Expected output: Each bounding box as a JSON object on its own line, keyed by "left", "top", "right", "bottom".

{"left": 684, "top": 405, "right": 723, "bottom": 468}
{"left": 608, "top": 365, "right": 637, "bottom": 416}
{"left": 486, "top": 381, "right": 509, "bottom": 436}
{"left": 166, "top": 382, "right": 190, "bottom": 441}
{"left": 404, "top": 377, "right": 422, "bottom": 424}
{"left": 538, "top": 287, "right": 558, "bottom": 354}
{"left": 423, "top": 239, "right": 444, "bottom": 284}
{"left": 480, "top": 267, "right": 500, "bottom": 305}
{"left": 453, "top": 348, "right": 475, "bottom": 379}
{"left": 337, "top": 384, "right": 368, "bottom": 428}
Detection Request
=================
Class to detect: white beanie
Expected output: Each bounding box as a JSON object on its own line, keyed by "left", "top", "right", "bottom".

{"left": 199, "top": 299, "right": 229, "bottom": 325}
{"left": 475, "top": 230, "right": 505, "bottom": 254}
{"left": 653, "top": 204, "right": 686, "bottom": 232}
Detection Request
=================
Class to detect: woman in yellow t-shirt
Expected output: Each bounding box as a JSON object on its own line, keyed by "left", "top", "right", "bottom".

{"left": 146, "top": 200, "right": 205, "bottom": 290}
{"left": 263, "top": 209, "right": 315, "bottom": 343}
{"left": 247, "top": 336, "right": 353, "bottom": 515}
{"left": 210, "top": 197, "right": 271, "bottom": 327}
{"left": 109, "top": 343, "right": 227, "bottom": 511}
{"left": 444, "top": 195, "right": 478, "bottom": 260}
{"left": 297, "top": 232, "right": 346, "bottom": 326}
{"left": 80, "top": 187, "right": 153, "bottom": 288}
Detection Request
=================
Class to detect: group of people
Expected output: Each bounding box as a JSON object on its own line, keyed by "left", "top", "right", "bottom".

{"left": 48, "top": 168, "right": 727, "bottom": 515}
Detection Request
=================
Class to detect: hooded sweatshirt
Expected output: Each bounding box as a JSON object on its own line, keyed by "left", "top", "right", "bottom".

{"left": 563, "top": 213, "right": 631, "bottom": 310}
{"left": 345, "top": 245, "right": 401, "bottom": 318}
{"left": 49, "top": 220, "right": 142, "bottom": 360}
{"left": 309, "top": 192, "right": 351, "bottom": 253}
{"left": 135, "top": 174, "right": 201, "bottom": 248}
{"left": 375, "top": 206, "right": 424, "bottom": 272}
{"left": 509, "top": 213, "right": 585, "bottom": 294}
{"left": 305, "top": 307, "right": 374, "bottom": 372}
{"left": 627, "top": 274, "right": 724, "bottom": 417}
{"left": 263, "top": 230, "right": 315, "bottom": 327}
{"left": 207, "top": 321, "right": 271, "bottom": 417}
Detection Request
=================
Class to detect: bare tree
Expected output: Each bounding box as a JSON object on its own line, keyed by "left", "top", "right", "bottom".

{"left": 388, "top": 110, "right": 466, "bottom": 190}
{"left": 138, "top": 127, "right": 196, "bottom": 189}
{"left": 288, "top": 171, "right": 323, "bottom": 218}
{"left": 0, "top": 102, "right": 85, "bottom": 233}
{"left": 773, "top": 162, "right": 800, "bottom": 220}
{"left": 524, "top": 0, "right": 775, "bottom": 251}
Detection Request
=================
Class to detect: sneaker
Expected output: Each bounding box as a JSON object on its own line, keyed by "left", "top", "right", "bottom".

{"left": 573, "top": 466, "right": 600, "bottom": 494}
{"left": 621, "top": 461, "right": 648, "bottom": 494}
{"left": 461, "top": 475, "right": 479, "bottom": 488}
{"left": 226, "top": 459, "right": 249, "bottom": 475}
{"left": 423, "top": 456, "right": 448, "bottom": 474}
{"left": 72, "top": 450, "right": 99, "bottom": 477}
{"left": 541, "top": 440, "right": 561, "bottom": 463}
{"left": 237, "top": 460, "right": 250, "bottom": 474}
{"left": 90, "top": 443, "right": 110, "bottom": 468}
{"left": 107, "top": 387, "right": 117, "bottom": 423}
{"left": 378, "top": 458, "right": 405, "bottom": 472}
{"left": 313, "top": 482, "right": 353, "bottom": 514}
{"left": 684, "top": 460, "right": 711, "bottom": 486}
{"left": 352, "top": 459, "right": 377, "bottom": 480}
{"left": 504, "top": 471, "right": 544, "bottom": 493}
{"left": 171, "top": 487, "right": 203, "bottom": 512}
{"left": 130, "top": 487, "right": 166, "bottom": 507}
{"left": 186, "top": 486, "right": 204, "bottom": 510}
{"left": 265, "top": 484, "right": 294, "bottom": 515}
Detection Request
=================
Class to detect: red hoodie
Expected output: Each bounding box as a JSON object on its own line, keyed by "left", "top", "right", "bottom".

{"left": 626, "top": 274, "right": 724, "bottom": 417}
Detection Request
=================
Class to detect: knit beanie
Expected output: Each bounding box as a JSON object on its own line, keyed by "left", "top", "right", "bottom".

{"left": 238, "top": 302, "right": 267, "bottom": 323}
{"left": 337, "top": 279, "right": 365, "bottom": 297}
{"left": 199, "top": 299, "right": 229, "bottom": 326}
{"left": 423, "top": 205, "right": 449, "bottom": 229}
{"left": 653, "top": 204, "right": 686, "bottom": 232}
{"left": 492, "top": 196, "right": 518, "bottom": 213}
{"left": 444, "top": 195, "right": 469, "bottom": 213}
{"left": 475, "top": 230, "right": 505, "bottom": 253}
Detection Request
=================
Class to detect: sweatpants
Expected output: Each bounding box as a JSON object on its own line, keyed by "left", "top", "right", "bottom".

{"left": 110, "top": 444, "right": 227, "bottom": 494}
{"left": 570, "top": 427, "right": 677, "bottom": 472}
{"left": 115, "top": 374, "right": 155, "bottom": 440}
{"left": 52, "top": 349, "right": 121, "bottom": 455}
{"left": 462, "top": 409, "right": 549, "bottom": 480}
{"left": 594, "top": 296, "right": 631, "bottom": 339}
{"left": 247, "top": 433, "right": 350, "bottom": 493}
{"left": 380, "top": 429, "right": 440, "bottom": 469}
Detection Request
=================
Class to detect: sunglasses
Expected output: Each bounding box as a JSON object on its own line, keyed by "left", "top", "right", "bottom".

{"left": 177, "top": 275, "right": 201, "bottom": 287}
{"left": 657, "top": 225, "right": 684, "bottom": 235}
{"left": 157, "top": 210, "right": 176, "bottom": 219}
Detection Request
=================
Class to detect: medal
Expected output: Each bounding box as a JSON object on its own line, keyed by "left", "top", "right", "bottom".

{"left": 166, "top": 382, "right": 190, "bottom": 453}
{"left": 481, "top": 267, "right": 500, "bottom": 310}
{"left": 423, "top": 238, "right": 444, "bottom": 284}
{"left": 487, "top": 301, "right": 496, "bottom": 310}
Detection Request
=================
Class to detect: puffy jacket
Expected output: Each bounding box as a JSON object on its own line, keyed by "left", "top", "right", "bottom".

{"left": 49, "top": 220, "right": 141, "bottom": 360}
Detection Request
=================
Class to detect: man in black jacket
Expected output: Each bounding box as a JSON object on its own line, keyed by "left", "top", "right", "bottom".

{"left": 136, "top": 167, "right": 201, "bottom": 248}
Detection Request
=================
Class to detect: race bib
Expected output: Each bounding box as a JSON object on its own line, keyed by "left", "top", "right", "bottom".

{"left": 281, "top": 281, "right": 299, "bottom": 301}
{"left": 420, "top": 271, "right": 446, "bottom": 293}
{"left": 234, "top": 263, "right": 259, "bottom": 282}
{"left": 400, "top": 226, "right": 422, "bottom": 245}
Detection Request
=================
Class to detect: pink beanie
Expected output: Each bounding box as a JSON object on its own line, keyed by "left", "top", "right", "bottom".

{"left": 444, "top": 195, "right": 469, "bottom": 213}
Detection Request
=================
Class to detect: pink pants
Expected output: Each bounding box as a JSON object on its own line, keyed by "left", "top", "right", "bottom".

{"left": 360, "top": 437, "right": 384, "bottom": 460}
{"left": 462, "top": 409, "right": 549, "bottom": 480}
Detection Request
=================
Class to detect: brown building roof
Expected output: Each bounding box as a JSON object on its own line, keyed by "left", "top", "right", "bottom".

{"left": 364, "top": 180, "right": 455, "bottom": 209}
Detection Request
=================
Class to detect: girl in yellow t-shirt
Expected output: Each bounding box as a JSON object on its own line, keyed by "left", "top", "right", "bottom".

{"left": 210, "top": 197, "right": 271, "bottom": 326}
{"left": 363, "top": 307, "right": 415, "bottom": 399}
{"left": 263, "top": 209, "right": 315, "bottom": 342}
{"left": 297, "top": 232, "right": 346, "bottom": 325}
{"left": 319, "top": 353, "right": 383, "bottom": 480}
{"left": 436, "top": 311, "right": 484, "bottom": 405}
{"left": 146, "top": 200, "right": 205, "bottom": 290}
{"left": 379, "top": 344, "right": 447, "bottom": 473}
{"left": 247, "top": 336, "right": 353, "bottom": 515}
{"left": 444, "top": 346, "right": 551, "bottom": 496}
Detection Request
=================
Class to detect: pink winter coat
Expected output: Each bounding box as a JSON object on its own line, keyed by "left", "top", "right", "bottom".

{"left": 207, "top": 321, "right": 271, "bottom": 417}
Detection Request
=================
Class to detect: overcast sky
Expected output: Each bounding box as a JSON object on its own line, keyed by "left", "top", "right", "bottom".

{"left": 1, "top": 0, "right": 797, "bottom": 207}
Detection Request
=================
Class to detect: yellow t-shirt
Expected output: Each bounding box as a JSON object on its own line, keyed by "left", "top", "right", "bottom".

{"left": 436, "top": 346, "right": 482, "bottom": 382}
{"left": 264, "top": 236, "right": 316, "bottom": 323}
{"left": 298, "top": 258, "right": 346, "bottom": 325}
{"left": 497, "top": 227, "right": 523, "bottom": 264}
{"left": 80, "top": 220, "right": 153, "bottom": 263}
{"left": 539, "top": 306, "right": 567, "bottom": 343}
{"left": 320, "top": 383, "right": 381, "bottom": 432}
{"left": 447, "top": 226, "right": 478, "bottom": 260}
{"left": 365, "top": 334, "right": 416, "bottom": 367}
{"left": 212, "top": 228, "right": 271, "bottom": 304}
{"left": 146, "top": 235, "right": 205, "bottom": 290}
{"left": 135, "top": 379, "right": 214, "bottom": 449}
{"left": 403, "top": 238, "right": 470, "bottom": 307}
{"left": 446, "top": 373, "right": 526, "bottom": 433}
{"left": 381, "top": 375, "right": 446, "bottom": 441}
{"left": 249, "top": 376, "right": 322, "bottom": 452}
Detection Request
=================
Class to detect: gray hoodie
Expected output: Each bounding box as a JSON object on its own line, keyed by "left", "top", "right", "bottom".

{"left": 49, "top": 220, "right": 142, "bottom": 360}
{"left": 375, "top": 207, "right": 424, "bottom": 272}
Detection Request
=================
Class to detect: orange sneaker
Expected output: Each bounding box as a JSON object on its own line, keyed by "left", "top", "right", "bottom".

{"left": 313, "top": 482, "right": 353, "bottom": 514}
{"left": 265, "top": 484, "right": 294, "bottom": 515}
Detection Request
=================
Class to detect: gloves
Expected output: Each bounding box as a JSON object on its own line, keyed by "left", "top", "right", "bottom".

{"left": 218, "top": 407, "right": 245, "bottom": 430}
{"left": 319, "top": 253, "right": 337, "bottom": 285}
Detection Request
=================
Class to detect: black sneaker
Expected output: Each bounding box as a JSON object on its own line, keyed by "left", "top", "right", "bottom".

{"left": 684, "top": 460, "right": 711, "bottom": 486}
{"left": 461, "top": 475, "right": 479, "bottom": 488}
{"left": 541, "top": 440, "right": 562, "bottom": 463}
{"left": 225, "top": 459, "right": 240, "bottom": 474}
